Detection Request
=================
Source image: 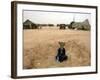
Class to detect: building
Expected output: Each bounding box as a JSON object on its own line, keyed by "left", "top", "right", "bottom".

{"left": 69, "top": 19, "right": 91, "bottom": 30}
{"left": 23, "top": 19, "right": 38, "bottom": 29}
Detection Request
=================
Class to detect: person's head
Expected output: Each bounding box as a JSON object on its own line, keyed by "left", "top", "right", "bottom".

{"left": 59, "top": 41, "right": 65, "bottom": 48}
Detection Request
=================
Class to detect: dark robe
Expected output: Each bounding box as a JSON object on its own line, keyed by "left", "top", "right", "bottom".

{"left": 56, "top": 48, "right": 68, "bottom": 62}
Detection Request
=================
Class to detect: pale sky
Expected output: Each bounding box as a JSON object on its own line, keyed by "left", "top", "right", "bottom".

{"left": 23, "top": 10, "right": 91, "bottom": 24}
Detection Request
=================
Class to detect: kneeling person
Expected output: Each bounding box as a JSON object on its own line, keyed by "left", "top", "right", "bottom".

{"left": 56, "top": 42, "right": 68, "bottom": 62}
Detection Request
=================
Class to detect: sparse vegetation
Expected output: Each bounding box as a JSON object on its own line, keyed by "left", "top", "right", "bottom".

{"left": 23, "top": 27, "right": 90, "bottom": 69}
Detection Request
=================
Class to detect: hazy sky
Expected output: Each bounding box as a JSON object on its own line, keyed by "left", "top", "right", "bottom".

{"left": 23, "top": 10, "right": 91, "bottom": 24}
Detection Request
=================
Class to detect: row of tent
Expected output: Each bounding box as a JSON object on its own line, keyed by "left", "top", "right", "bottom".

{"left": 23, "top": 19, "right": 91, "bottom": 30}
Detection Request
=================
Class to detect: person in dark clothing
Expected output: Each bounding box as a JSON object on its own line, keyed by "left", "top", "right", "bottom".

{"left": 56, "top": 42, "right": 68, "bottom": 62}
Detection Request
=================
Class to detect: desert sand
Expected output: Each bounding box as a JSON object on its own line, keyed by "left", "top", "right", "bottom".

{"left": 23, "top": 27, "right": 91, "bottom": 69}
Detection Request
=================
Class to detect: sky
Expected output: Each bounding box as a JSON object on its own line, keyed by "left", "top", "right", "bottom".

{"left": 23, "top": 10, "right": 91, "bottom": 25}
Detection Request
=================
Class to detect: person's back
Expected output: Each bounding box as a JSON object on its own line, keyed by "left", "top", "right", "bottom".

{"left": 56, "top": 42, "right": 68, "bottom": 62}
{"left": 58, "top": 48, "right": 65, "bottom": 56}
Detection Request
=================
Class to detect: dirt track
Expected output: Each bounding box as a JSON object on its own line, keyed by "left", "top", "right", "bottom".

{"left": 23, "top": 27, "right": 91, "bottom": 69}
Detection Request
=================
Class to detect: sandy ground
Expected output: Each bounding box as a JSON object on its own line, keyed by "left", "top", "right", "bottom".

{"left": 23, "top": 27, "right": 91, "bottom": 69}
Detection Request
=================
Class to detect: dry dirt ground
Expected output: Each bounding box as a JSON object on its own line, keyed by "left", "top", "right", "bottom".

{"left": 23, "top": 27, "right": 91, "bottom": 69}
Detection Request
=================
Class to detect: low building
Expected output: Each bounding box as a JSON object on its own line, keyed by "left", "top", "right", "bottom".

{"left": 23, "top": 19, "right": 38, "bottom": 29}
{"left": 57, "top": 24, "right": 68, "bottom": 29}
{"left": 69, "top": 19, "right": 91, "bottom": 30}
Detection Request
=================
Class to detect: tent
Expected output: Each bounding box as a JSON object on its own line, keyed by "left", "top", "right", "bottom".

{"left": 23, "top": 19, "right": 38, "bottom": 29}
{"left": 69, "top": 19, "right": 91, "bottom": 30}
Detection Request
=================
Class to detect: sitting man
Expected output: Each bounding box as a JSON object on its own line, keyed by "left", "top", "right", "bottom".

{"left": 56, "top": 42, "right": 68, "bottom": 63}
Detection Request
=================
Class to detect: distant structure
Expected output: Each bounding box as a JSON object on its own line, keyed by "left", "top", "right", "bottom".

{"left": 57, "top": 24, "right": 68, "bottom": 29}
{"left": 59, "top": 24, "right": 66, "bottom": 29}
{"left": 68, "top": 19, "right": 91, "bottom": 30}
{"left": 23, "top": 19, "right": 38, "bottom": 29}
{"left": 48, "top": 24, "right": 54, "bottom": 27}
